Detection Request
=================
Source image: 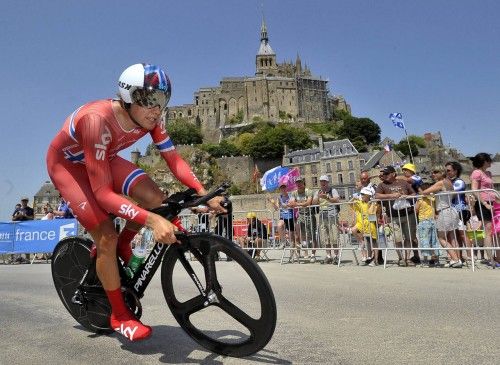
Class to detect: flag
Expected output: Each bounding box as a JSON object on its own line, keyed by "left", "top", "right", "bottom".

{"left": 260, "top": 166, "right": 290, "bottom": 191}
{"left": 389, "top": 112, "right": 405, "bottom": 129}
{"left": 278, "top": 167, "right": 300, "bottom": 192}
{"left": 384, "top": 144, "right": 391, "bottom": 152}
{"left": 252, "top": 164, "right": 261, "bottom": 183}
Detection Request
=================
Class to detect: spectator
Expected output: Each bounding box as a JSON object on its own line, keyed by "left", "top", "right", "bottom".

{"left": 415, "top": 182, "right": 439, "bottom": 267}
{"left": 350, "top": 187, "right": 379, "bottom": 266}
{"left": 375, "top": 166, "right": 418, "bottom": 266}
{"left": 445, "top": 161, "right": 472, "bottom": 262}
{"left": 11, "top": 197, "right": 34, "bottom": 264}
{"left": 237, "top": 212, "right": 268, "bottom": 261}
{"left": 41, "top": 204, "right": 55, "bottom": 220}
{"left": 268, "top": 181, "right": 296, "bottom": 252}
{"left": 466, "top": 195, "right": 486, "bottom": 261}
{"left": 421, "top": 166, "right": 462, "bottom": 268}
{"left": 191, "top": 205, "right": 210, "bottom": 232}
{"left": 214, "top": 195, "right": 233, "bottom": 241}
{"left": 399, "top": 163, "right": 423, "bottom": 192}
{"left": 12, "top": 197, "right": 34, "bottom": 221}
{"left": 313, "top": 175, "right": 341, "bottom": 264}
{"left": 288, "top": 176, "right": 318, "bottom": 263}
{"left": 354, "top": 171, "right": 376, "bottom": 197}
{"left": 54, "top": 196, "right": 74, "bottom": 219}
{"left": 470, "top": 152, "right": 499, "bottom": 267}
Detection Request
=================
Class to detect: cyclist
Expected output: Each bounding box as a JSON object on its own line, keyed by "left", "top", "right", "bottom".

{"left": 46, "top": 63, "right": 224, "bottom": 342}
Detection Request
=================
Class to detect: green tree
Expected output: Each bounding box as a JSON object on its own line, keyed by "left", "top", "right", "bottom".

{"left": 247, "top": 124, "right": 312, "bottom": 159}
{"left": 201, "top": 140, "right": 241, "bottom": 157}
{"left": 337, "top": 116, "right": 381, "bottom": 145}
{"left": 394, "top": 135, "right": 426, "bottom": 158}
{"left": 166, "top": 118, "right": 203, "bottom": 145}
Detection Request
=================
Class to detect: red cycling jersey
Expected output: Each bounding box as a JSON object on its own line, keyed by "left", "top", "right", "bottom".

{"left": 46, "top": 99, "right": 203, "bottom": 230}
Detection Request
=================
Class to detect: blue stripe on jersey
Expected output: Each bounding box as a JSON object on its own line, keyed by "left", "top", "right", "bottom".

{"left": 68, "top": 105, "right": 83, "bottom": 142}
{"left": 155, "top": 137, "right": 175, "bottom": 152}
{"left": 122, "top": 168, "right": 146, "bottom": 196}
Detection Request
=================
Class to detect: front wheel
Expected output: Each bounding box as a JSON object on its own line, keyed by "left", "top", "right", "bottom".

{"left": 161, "top": 233, "right": 277, "bottom": 357}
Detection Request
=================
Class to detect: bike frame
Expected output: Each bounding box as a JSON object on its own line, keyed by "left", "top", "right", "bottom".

{"left": 123, "top": 217, "right": 209, "bottom": 301}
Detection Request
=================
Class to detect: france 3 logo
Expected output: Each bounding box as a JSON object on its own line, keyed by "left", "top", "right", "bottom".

{"left": 59, "top": 222, "right": 76, "bottom": 240}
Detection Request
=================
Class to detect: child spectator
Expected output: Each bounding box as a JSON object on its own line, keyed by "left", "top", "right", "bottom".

{"left": 415, "top": 182, "right": 439, "bottom": 267}
{"left": 350, "top": 187, "right": 378, "bottom": 266}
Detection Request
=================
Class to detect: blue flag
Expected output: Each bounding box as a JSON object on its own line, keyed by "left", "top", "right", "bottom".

{"left": 389, "top": 112, "right": 405, "bottom": 129}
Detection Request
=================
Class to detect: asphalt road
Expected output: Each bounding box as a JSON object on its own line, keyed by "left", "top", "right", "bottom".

{"left": 0, "top": 256, "right": 499, "bottom": 365}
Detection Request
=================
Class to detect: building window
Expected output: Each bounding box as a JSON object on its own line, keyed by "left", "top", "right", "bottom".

{"left": 348, "top": 160, "right": 353, "bottom": 170}
{"left": 312, "top": 177, "right": 318, "bottom": 187}
{"left": 299, "top": 166, "right": 305, "bottom": 175}
{"left": 359, "top": 159, "right": 365, "bottom": 167}
{"left": 326, "top": 163, "right": 331, "bottom": 173}
{"left": 349, "top": 172, "right": 355, "bottom": 183}
{"left": 311, "top": 165, "right": 317, "bottom": 174}
{"left": 336, "top": 162, "right": 342, "bottom": 171}
{"left": 338, "top": 173, "right": 343, "bottom": 185}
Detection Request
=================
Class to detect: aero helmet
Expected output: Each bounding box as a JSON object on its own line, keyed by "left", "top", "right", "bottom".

{"left": 118, "top": 63, "right": 171, "bottom": 110}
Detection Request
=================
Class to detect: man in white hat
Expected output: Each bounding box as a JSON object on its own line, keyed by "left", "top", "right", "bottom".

{"left": 313, "top": 175, "right": 341, "bottom": 264}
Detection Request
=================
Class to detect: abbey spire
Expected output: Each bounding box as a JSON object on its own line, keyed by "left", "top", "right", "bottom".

{"left": 256, "top": 15, "right": 277, "bottom": 76}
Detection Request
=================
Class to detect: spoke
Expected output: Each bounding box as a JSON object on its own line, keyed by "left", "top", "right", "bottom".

{"left": 176, "top": 294, "right": 206, "bottom": 317}
{"left": 217, "top": 295, "right": 258, "bottom": 331}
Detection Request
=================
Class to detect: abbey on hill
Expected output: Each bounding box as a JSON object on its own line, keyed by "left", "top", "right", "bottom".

{"left": 166, "top": 17, "right": 350, "bottom": 142}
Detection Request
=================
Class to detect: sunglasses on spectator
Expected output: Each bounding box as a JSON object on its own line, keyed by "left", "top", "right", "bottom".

{"left": 432, "top": 170, "right": 441, "bottom": 174}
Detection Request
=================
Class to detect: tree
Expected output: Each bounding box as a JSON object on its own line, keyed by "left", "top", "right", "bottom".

{"left": 201, "top": 140, "right": 241, "bottom": 157}
{"left": 246, "top": 124, "right": 312, "bottom": 159}
{"left": 394, "top": 135, "right": 426, "bottom": 158}
{"left": 337, "top": 116, "right": 381, "bottom": 145}
{"left": 166, "top": 118, "right": 203, "bottom": 145}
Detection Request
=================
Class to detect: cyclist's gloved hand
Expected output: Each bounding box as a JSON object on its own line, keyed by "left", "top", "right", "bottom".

{"left": 147, "top": 213, "right": 178, "bottom": 244}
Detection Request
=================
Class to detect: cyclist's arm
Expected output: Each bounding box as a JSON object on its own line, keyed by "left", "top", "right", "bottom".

{"left": 150, "top": 124, "right": 203, "bottom": 193}
{"left": 77, "top": 114, "right": 149, "bottom": 224}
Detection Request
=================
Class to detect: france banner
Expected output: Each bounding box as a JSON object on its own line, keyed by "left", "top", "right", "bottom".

{"left": 389, "top": 112, "right": 405, "bottom": 129}
{"left": 0, "top": 219, "right": 78, "bottom": 253}
{"left": 260, "top": 166, "right": 290, "bottom": 192}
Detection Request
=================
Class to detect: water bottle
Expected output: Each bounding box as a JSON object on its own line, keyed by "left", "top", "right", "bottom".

{"left": 126, "top": 228, "right": 152, "bottom": 277}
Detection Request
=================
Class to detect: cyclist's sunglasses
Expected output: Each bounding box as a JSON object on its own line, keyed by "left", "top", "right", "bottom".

{"left": 131, "top": 89, "right": 170, "bottom": 110}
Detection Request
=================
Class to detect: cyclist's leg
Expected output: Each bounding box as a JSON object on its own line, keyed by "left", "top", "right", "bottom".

{"left": 48, "top": 155, "right": 151, "bottom": 341}
{"left": 110, "top": 157, "right": 166, "bottom": 262}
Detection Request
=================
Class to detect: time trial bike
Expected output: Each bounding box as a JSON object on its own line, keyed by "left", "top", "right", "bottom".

{"left": 51, "top": 183, "right": 277, "bottom": 357}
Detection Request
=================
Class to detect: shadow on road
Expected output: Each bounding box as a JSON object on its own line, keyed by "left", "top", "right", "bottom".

{"left": 106, "top": 324, "right": 292, "bottom": 364}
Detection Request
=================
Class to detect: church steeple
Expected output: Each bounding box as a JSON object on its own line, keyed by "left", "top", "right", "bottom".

{"left": 260, "top": 16, "right": 268, "bottom": 43}
{"left": 256, "top": 14, "right": 277, "bottom": 76}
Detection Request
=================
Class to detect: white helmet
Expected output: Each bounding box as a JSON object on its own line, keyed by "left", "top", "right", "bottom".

{"left": 118, "top": 63, "right": 171, "bottom": 110}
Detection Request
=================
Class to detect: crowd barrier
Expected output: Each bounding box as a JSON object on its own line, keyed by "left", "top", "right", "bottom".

{"left": 1, "top": 188, "right": 498, "bottom": 271}
{"left": 180, "top": 188, "right": 499, "bottom": 271}
{"left": 0, "top": 219, "right": 79, "bottom": 263}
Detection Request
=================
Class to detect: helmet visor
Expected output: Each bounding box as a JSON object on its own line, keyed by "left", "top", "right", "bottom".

{"left": 131, "top": 89, "right": 170, "bottom": 110}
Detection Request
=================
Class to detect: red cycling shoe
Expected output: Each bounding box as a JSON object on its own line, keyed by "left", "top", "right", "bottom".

{"left": 110, "top": 313, "right": 152, "bottom": 341}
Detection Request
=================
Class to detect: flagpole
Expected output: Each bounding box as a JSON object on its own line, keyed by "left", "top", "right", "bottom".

{"left": 403, "top": 128, "right": 414, "bottom": 164}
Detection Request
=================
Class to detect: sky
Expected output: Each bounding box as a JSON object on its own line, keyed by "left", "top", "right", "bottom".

{"left": 0, "top": 0, "right": 499, "bottom": 220}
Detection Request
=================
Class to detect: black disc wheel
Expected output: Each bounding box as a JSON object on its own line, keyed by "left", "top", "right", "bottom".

{"left": 51, "top": 236, "right": 112, "bottom": 333}
{"left": 161, "top": 233, "right": 277, "bottom": 357}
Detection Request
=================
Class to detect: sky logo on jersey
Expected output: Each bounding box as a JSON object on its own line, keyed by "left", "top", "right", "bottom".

{"left": 119, "top": 204, "right": 140, "bottom": 219}
{"left": 95, "top": 126, "right": 112, "bottom": 161}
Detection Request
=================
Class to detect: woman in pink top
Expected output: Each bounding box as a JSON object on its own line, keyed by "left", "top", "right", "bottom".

{"left": 470, "top": 152, "right": 499, "bottom": 266}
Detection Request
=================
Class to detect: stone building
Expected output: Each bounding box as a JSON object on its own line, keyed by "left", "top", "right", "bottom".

{"left": 282, "top": 138, "right": 364, "bottom": 199}
{"left": 33, "top": 181, "right": 60, "bottom": 219}
{"left": 166, "top": 18, "right": 350, "bottom": 142}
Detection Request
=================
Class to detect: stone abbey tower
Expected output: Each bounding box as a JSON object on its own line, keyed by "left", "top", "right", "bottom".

{"left": 166, "top": 18, "right": 350, "bottom": 142}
